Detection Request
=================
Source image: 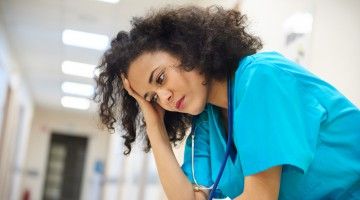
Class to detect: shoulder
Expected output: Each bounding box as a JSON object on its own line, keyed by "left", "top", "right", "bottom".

{"left": 236, "top": 51, "right": 292, "bottom": 74}
{"left": 234, "top": 51, "right": 300, "bottom": 85}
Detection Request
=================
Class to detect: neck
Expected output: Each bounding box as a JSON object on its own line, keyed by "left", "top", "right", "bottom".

{"left": 207, "top": 78, "right": 228, "bottom": 109}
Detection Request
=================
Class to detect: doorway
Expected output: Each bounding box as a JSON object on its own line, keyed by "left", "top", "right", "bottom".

{"left": 43, "top": 133, "right": 88, "bottom": 200}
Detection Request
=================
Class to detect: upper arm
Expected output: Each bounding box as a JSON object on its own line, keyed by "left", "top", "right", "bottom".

{"left": 233, "top": 64, "right": 320, "bottom": 176}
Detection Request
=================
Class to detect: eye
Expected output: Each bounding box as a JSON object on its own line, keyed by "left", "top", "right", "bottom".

{"left": 156, "top": 71, "right": 165, "bottom": 85}
{"left": 149, "top": 69, "right": 166, "bottom": 103}
{"left": 151, "top": 94, "right": 158, "bottom": 103}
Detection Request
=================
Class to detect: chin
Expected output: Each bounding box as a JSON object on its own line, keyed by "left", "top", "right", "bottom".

{"left": 188, "top": 102, "right": 207, "bottom": 116}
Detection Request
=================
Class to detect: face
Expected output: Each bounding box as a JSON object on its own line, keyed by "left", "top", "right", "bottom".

{"left": 127, "top": 51, "right": 209, "bottom": 115}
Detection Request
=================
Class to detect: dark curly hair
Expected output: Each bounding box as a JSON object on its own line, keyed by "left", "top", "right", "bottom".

{"left": 94, "top": 5, "right": 262, "bottom": 155}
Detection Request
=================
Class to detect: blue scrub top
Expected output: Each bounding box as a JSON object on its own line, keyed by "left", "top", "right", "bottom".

{"left": 181, "top": 52, "right": 360, "bottom": 199}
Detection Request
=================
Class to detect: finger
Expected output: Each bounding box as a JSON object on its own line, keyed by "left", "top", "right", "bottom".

{"left": 120, "top": 74, "right": 129, "bottom": 91}
{"left": 120, "top": 74, "right": 145, "bottom": 103}
{"left": 120, "top": 74, "right": 135, "bottom": 96}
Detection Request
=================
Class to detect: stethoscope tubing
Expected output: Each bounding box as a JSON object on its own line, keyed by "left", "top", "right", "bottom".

{"left": 208, "top": 73, "right": 233, "bottom": 200}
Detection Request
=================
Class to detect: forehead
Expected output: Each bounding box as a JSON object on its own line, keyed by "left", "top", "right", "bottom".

{"left": 127, "top": 51, "right": 180, "bottom": 96}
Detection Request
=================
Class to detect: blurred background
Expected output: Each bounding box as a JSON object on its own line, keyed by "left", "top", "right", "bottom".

{"left": 0, "top": 0, "right": 359, "bottom": 199}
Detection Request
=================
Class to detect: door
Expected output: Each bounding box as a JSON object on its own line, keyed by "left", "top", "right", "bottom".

{"left": 43, "top": 133, "right": 88, "bottom": 200}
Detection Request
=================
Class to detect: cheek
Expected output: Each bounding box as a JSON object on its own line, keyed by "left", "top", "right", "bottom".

{"left": 158, "top": 104, "right": 176, "bottom": 113}
{"left": 187, "top": 83, "right": 208, "bottom": 114}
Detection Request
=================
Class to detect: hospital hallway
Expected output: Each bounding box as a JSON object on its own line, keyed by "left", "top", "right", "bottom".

{"left": 0, "top": 0, "right": 359, "bottom": 200}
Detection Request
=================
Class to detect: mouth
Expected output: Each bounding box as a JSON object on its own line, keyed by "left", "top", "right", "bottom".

{"left": 176, "top": 96, "right": 185, "bottom": 110}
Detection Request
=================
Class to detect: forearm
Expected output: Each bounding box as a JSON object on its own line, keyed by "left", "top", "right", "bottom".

{"left": 233, "top": 192, "right": 275, "bottom": 200}
{"left": 234, "top": 166, "right": 282, "bottom": 200}
{"left": 146, "top": 124, "right": 196, "bottom": 200}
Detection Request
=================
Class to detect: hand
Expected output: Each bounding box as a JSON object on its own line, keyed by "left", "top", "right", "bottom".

{"left": 120, "top": 74, "right": 166, "bottom": 127}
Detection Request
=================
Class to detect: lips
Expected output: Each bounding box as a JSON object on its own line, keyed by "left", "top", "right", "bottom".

{"left": 176, "top": 96, "right": 185, "bottom": 110}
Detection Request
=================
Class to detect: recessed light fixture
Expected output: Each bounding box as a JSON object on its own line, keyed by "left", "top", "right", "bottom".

{"left": 62, "top": 60, "right": 99, "bottom": 78}
{"left": 62, "top": 29, "right": 109, "bottom": 50}
{"left": 96, "top": 0, "right": 120, "bottom": 3}
{"left": 61, "top": 96, "right": 90, "bottom": 110}
{"left": 61, "top": 82, "right": 94, "bottom": 97}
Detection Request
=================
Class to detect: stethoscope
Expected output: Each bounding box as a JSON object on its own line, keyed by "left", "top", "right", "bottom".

{"left": 191, "top": 72, "right": 233, "bottom": 200}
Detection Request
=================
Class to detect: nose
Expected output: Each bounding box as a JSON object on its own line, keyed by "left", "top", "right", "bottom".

{"left": 156, "top": 88, "right": 172, "bottom": 104}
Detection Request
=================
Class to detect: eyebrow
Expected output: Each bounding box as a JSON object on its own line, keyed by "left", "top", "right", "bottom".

{"left": 143, "top": 66, "right": 159, "bottom": 100}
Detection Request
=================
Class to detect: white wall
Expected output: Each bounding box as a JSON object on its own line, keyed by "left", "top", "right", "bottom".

{"left": 20, "top": 106, "right": 110, "bottom": 200}
{"left": 309, "top": 0, "right": 360, "bottom": 107}
{"left": 0, "top": 15, "right": 34, "bottom": 200}
{"left": 241, "top": 0, "right": 359, "bottom": 106}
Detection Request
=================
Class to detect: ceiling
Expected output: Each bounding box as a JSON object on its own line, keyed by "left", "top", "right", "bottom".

{"left": 0, "top": 0, "right": 238, "bottom": 112}
{"left": 5, "top": 0, "right": 345, "bottom": 113}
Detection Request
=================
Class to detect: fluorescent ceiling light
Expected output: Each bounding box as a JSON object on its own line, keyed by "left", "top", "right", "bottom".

{"left": 62, "top": 29, "right": 109, "bottom": 50}
{"left": 61, "top": 82, "right": 94, "bottom": 97}
{"left": 62, "top": 60, "right": 99, "bottom": 78}
{"left": 96, "top": 0, "right": 120, "bottom": 3}
{"left": 61, "top": 96, "right": 90, "bottom": 110}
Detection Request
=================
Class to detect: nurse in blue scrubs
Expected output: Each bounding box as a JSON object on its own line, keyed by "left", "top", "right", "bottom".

{"left": 95, "top": 5, "right": 360, "bottom": 200}
{"left": 181, "top": 51, "right": 360, "bottom": 199}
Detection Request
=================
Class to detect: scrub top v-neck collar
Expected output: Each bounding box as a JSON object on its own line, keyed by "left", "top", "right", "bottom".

{"left": 208, "top": 74, "right": 235, "bottom": 153}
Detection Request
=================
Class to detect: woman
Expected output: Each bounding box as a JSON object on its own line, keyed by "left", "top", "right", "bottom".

{"left": 94, "top": 5, "right": 360, "bottom": 200}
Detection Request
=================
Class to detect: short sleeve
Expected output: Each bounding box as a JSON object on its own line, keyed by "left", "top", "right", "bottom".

{"left": 234, "top": 63, "right": 320, "bottom": 176}
{"left": 181, "top": 113, "right": 226, "bottom": 198}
